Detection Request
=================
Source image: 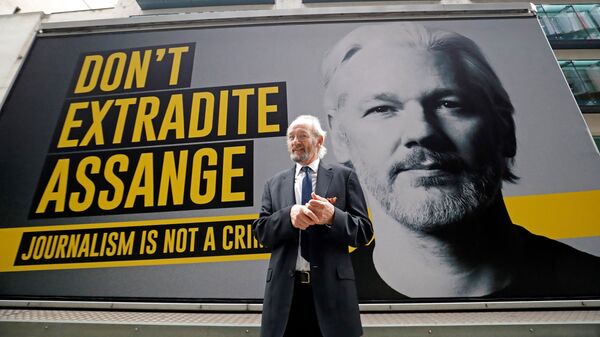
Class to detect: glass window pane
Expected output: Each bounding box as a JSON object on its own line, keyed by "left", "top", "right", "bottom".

{"left": 559, "top": 60, "right": 600, "bottom": 106}
{"left": 537, "top": 4, "right": 600, "bottom": 40}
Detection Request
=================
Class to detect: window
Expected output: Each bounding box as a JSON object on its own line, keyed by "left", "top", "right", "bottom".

{"left": 559, "top": 60, "right": 600, "bottom": 108}
{"left": 537, "top": 4, "right": 600, "bottom": 40}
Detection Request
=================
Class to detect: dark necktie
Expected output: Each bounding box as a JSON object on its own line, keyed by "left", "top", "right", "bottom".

{"left": 300, "top": 166, "right": 312, "bottom": 262}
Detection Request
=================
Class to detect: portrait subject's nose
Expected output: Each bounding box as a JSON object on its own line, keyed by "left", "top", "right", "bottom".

{"left": 400, "top": 100, "right": 436, "bottom": 149}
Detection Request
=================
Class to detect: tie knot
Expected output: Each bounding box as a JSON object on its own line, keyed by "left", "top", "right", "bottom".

{"left": 302, "top": 166, "right": 311, "bottom": 174}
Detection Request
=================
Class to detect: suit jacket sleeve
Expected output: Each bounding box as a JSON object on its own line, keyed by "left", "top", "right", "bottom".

{"left": 328, "top": 169, "right": 373, "bottom": 248}
{"left": 252, "top": 178, "right": 297, "bottom": 249}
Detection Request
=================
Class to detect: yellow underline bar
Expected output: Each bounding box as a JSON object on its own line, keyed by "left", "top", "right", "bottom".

{"left": 504, "top": 189, "right": 600, "bottom": 239}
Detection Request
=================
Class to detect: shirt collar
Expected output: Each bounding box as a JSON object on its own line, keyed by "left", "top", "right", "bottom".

{"left": 295, "top": 158, "right": 320, "bottom": 176}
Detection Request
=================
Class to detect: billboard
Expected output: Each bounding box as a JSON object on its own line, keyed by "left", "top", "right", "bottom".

{"left": 0, "top": 11, "right": 599, "bottom": 302}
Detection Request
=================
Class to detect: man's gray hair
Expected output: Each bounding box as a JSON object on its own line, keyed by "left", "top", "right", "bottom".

{"left": 288, "top": 115, "right": 328, "bottom": 159}
{"left": 322, "top": 22, "right": 517, "bottom": 181}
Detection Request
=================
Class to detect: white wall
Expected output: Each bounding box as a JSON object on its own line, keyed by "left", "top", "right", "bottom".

{"left": 0, "top": 12, "right": 42, "bottom": 107}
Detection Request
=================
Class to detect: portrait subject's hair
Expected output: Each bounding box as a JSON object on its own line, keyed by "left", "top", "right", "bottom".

{"left": 322, "top": 22, "right": 518, "bottom": 181}
{"left": 288, "top": 115, "right": 328, "bottom": 159}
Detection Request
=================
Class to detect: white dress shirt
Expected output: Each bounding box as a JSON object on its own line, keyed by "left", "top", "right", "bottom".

{"left": 294, "top": 158, "right": 319, "bottom": 271}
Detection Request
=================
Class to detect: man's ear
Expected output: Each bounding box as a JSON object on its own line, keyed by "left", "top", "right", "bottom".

{"left": 327, "top": 113, "right": 351, "bottom": 163}
{"left": 316, "top": 134, "right": 324, "bottom": 147}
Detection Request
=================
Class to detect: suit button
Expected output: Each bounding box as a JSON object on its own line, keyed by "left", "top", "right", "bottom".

{"left": 288, "top": 269, "right": 294, "bottom": 277}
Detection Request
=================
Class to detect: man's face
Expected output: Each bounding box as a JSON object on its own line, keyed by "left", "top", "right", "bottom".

{"left": 287, "top": 122, "right": 322, "bottom": 166}
{"left": 329, "top": 47, "right": 503, "bottom": 233}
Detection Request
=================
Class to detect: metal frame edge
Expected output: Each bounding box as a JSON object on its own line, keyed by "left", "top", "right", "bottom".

{"left": 38, "top": 2, "right": 535, "bottom": 35}
{"left": 1, "top": 299, "right": 598, "bottom": 312}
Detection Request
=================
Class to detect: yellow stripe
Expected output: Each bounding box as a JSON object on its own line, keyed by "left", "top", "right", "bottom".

{"left": 504, "top": 189, "right": 600, "bottom": 239}
{"left": 0, "top": 227, "right": 26, "bottom": 272}
{"left": 352, "top": 190, "right": 600, "bottom": 253}
{"left": 2, "top": 189, "right": 599, "bottom": 272}
{"left": 0, "top": 214, "right": 265, "bottom": 272}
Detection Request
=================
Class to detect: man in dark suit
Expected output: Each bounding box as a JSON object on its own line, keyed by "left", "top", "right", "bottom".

{"left": 253, "top": 115, "right": 373, "bottom": 337}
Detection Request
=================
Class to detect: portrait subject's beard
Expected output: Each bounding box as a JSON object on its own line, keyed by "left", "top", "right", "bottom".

{"left": 350, "top": 147, "right": 503, "bottom": 234}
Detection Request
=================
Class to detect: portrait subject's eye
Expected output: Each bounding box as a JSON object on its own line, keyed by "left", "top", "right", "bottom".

{"left": 363, "top": 105, "right": 397, "bottom": 118}
{"left": 433, "top": 96, "right": 469, "bottom": 115}
{"left": 440, "top": 100, "right": 461, "bottom": 108}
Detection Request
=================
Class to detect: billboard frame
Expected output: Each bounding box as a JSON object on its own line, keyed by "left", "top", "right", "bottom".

{"left": 2, "top": 298, "right": 599, "bottom": 312}
{"left": 37, "top": 3, "right": 536, "bottom": 36}
{"left": 4, "top": 2, "right": 599, "bottom": 311}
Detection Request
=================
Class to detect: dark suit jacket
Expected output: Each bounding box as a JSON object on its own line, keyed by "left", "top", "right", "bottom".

{"left": 253, "top": 161, "right": 373, "bottom": 337}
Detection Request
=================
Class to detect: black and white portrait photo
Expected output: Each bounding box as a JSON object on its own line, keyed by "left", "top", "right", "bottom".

{"left": 321, "top": 22, "right": 600, "bottom": 298}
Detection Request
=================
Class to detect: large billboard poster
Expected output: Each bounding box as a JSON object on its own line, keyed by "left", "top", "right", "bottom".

{"left": 0, "top": 13, "right": 599, "bottom": 302}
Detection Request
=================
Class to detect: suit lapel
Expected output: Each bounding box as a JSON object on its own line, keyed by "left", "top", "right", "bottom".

{"left": 282, "top": 166, "right": 296, "bottom": 206}
{"left": 315, "top": 161, "right": 333, "bottom": 197}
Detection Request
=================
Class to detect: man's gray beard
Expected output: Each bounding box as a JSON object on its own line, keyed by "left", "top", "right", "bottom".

{"left": 290, "top": 151, "right": 311, "bottom": 163}
{"left": 352, "top": 156, "right": 501, "bottom": 234}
